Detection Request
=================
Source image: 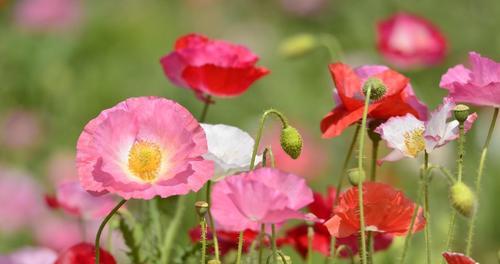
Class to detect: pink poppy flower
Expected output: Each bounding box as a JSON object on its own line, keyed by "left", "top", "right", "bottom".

{"left": 46, "top": 151, "right": 78, "bottom": 184}
{"left": 377, "top": 12, "right": 447, "bottom": 68}
{"left": 33, "top": 214, "right": 82, "bottom": 252}
{"left": 211, "top": 167, "right": 313, "bottom": 232}
{"left": 0, "top": 109, "right": 42, "bottom": 151}
{"left": 0, "top": 167, "right": 43, "bottom": 234}
{"left": 76, "top": 96, "right": 214, "bottom": 200}
{"left": 376, "top": 97, "right": 477, "bottom": 163}
{"left": 442, "top": 252, "right": 478, "bottom": 264}
{"left": 54, "top": 180, "right": 117, "bottom": 219}
{"left": 160, "top": 33, "right": 269, "bottom": 100}
{"left": 324, "top": 182, "right": 425, "bottom": 238}
{"left": 0, "top": 247, "right": 57, "bottom": 264}
{"left": 14, "top": 0, "right": 82, "bottom": 32}
{"left": 440, "top": 52, "right": 500, "bottom": 107}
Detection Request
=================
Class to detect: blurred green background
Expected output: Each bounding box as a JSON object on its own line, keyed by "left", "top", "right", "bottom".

{"left": 0, "top": 0, "right": 499, "bottom": 263}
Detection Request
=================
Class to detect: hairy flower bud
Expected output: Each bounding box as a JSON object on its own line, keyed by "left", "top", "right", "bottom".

{"left": 208, "top": 260, "right": 221, "bottom": 264}
{"left": 279, "top": 34, "right": 318, "bottom": 59}
{"left": 194, "top": 201, "right": 209, "bottom": 217}
{"left": 280, "top": 126, "right": 303, "bottom": 159}
{"left": 362, "top": 78, "right": 387, "bottom": 100}
{"left": 453, "top": 104, "right": 470, "bottom": 124}
{"left": 347, "top": 168, "right": 365, "bottom": 186}
{"left": 449, "top": 182, "right": 476, "bottom": 218}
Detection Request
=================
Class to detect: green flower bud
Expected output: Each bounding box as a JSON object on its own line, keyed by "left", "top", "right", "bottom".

{"left": 208, "top": 260, "right": 221, "bottom": 264}
{"left": 279, "top": 34, "right": 318, "bottom": 59}
{"left": 277, "top": 254, "right": 292, "bottom": 264}
{"left": 449, "top": 182, "right": 476, "bottom": 218}
{"left": 280, "top": 126, "right": 303, "bottom": 159}
{"left": 362, "top": 78, "right": 387, "bottom": 101}
{"left": 347, "top": 168, "right": 365, "bottom": 186}
{"left": 194, "top": 201, "right": 209, "bottom": 217}
{"left": 453, "top": 104, "right": 470, "bottom": 124}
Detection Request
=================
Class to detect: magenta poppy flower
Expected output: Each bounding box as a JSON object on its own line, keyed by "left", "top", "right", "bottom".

{"left": 76, "top": 96, "right": 214, "bottom": 200}
{"left": 14, "top": 0, "right": 82, "bottom": 32}
{"left": 160, "top": 33, "right": 269, "bottom": 100}
{"left": 0, "top": 247, "right": 57, "bottom": 264}
{"left": 54, "top": 180, "right": 117, "bottom": 219}
{"left": 442, "top": 252, "right": 478, "bottom": 264}
{"left": 211, "top": 167, "right": 313, "bottom": 232}
{"left": 377, "top": 12, "right": 447, "bottom": 69}
{"left": 440, "top": 52, "right": 500, "bottom": 107}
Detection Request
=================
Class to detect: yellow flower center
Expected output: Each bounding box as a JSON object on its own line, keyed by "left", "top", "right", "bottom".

{"left": 128, "top": 140, "right": 162, "bottom": 182}
{"left": 403, "top": 127, "right": 425, "bottom": 157}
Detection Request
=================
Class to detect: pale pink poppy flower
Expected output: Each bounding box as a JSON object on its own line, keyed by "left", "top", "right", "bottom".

{"left": 46, "top": 151, "right": 77, "bottom": 184}
{"left": 440, "top": 52, "right": 500, "bottom": 107}
{"left": 55, "top": 180, "right": 117, "bottom": 219}
{"left": 375, "top": 98, "right": 477, "bottom": 163}
{"left": 211, "top": 167, "right": 313, "bottom": 232}
{"left": 33, "top": 214, "right": 82, "bottom": 252}
{"left": 0, "top": 247, "right": 57, "bottom": 264}
{"left": 14, "top": 0, "right": 81, "bottom": 32}
{"left": 76, "top": 96, "right": 214, "bottom": 200}
{"left": 0, "top": 110, "right": 42, "bottom": 150}
{"left": 0, "top": 167, "right": 43, "bottom": 234}
{"left": 377, "top": 12, "right": 447, "bottom": 69}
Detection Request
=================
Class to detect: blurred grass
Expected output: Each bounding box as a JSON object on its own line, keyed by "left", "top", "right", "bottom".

{"left": 0, "top": 0, "right": 499, "bottom": 262}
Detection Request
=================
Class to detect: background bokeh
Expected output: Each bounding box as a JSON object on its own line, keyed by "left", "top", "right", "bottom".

{"left": 0, "top": 0, "right": 499, "bottom": 263}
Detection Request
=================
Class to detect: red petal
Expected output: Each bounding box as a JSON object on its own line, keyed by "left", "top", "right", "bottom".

{"left": 174, "top": 33, "right": 209, "bottom": 50}
{"left": 321, "top": 104, "right": 379, "bottom": 138}
{"left": 372, "top": 69, "right": 409, "bottom": 97}
{"left": 328, "top": 63, "right": 363, "bottom": 110}
{"left": 54, "top": 243, "right": 116, "bottom": 264}
{"left": 442, "top": 252, "right": 478, "bottom": 264}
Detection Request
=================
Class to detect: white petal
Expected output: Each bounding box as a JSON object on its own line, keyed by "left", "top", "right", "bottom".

{"left": 376, "top": 113, "right": 425, "bottom": 155}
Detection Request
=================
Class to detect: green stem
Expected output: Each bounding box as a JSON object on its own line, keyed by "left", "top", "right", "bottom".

{"left": 356, "top": 81, "right": 372, "bottom": 264}
{"left": 319, "top": 33, "right": 343, "bottom": 61}
{"left": 161, "top": 196, "right": 187, "bottom": 263}
{"left": 466, "top": 107, "right": 499, "bottom": 255}
{"left": 444, "top": 211, "right": 456, "bottom": 254}
{"left": 366, "top": 232, "right": 374, "bottom": 264}
{"left": 250, "top": 109, "right": 289, "bottom": 170}
{"left": 199, "top": 95, "right": 212, "bottom": 123}
{"left": 259, "top": 224, "right": 265, "bottom": 264}
{"left": 307, "top": 224, "right": 314, "bottom": 264}
{"left": 423, "top": 152, "right": 432, "bottom": 264}
{"left": 335, "top": 245, "right": 355, "bottom": 264}
{"left": 370, "top": 138, "right": 380, "bottom": 181}
{"left": 236, "top": 231, "right": 244, "bottom": 264}
{"left": 329, "top": 124, "right": 361, "bottom": 264}
{"left": 95, "top": 199, "right": 127, "bottom": 264}
{"left": 271, "top": 224, "right": 278, "bottom": 264}
{"left": 205, "top": 181, "right": 220, "bottom": 261}
{"left": 399, "top": 181, "right": 424, "bottom": 264}
{"left": 200, "top": 217, "right": 207, "bottom": 264}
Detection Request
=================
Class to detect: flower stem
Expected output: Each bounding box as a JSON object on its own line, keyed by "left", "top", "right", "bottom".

{"left": 329, "top": 124, "right": 361, "bottom": 264}
{"left": 271, "top": 224, "right": 278, "bottom": 264}
{"left": 356, "top": 84, "right": 372, "bottom": 264}
{"left": 199, "top": 95, "right": 212, "bottom": 122}
{"left": 95, "top": 199, "right": 127, "bottom": 264}
{"left": 319, "top": 33, "right": 343, "bottom": 61}
{"left": 366, "top": 232, "right": 374, "bottom": 264}
{"left": 423, "top": 152, "right": 432, "bottom": 264}
{"left": 200, "top": 216, "right": 207, "bottom": 264}
{"left": 370, "top": 138, "right": 380, "bottom": 181}
{"left": 307, "top": 224, "right": 314, "bottom": 264}
{"left": 259, "top": 224, "right": 265, "bottom": 264}
{"left": 466, "top": 107, "right": 499, "bottom": 255}
{"left": 236, "top": 231, "right": 244, "bottom": 264}
{"left": 161, "top": 195, "right": 186, "bottom": 263}
{"left": 205, "top": 181, "right": 220, "bottom": 261}
{"left": 399, "top": 181, "right": 424, "bottom": 264}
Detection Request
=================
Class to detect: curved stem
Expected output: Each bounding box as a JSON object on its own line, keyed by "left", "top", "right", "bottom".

{"left": 319, "top": 33, "right": 343, "bottom": 61}
{"left": 335, "top": 245, "right": 355, "bottom": 264}
{"left": 250, "top": 109, "right": 289, "bottom": 170}
{"left": 423, "top": 152, "right": 432, "bottom": 264}
{"left": 200, "top": 217, "right": 207, "bottom": 264}
{"left": 161, "top": 196, "right": 187, "bottom": 263}
{"left": 236, "top": 231, "right": 244, "bottom": 264}
{"left": 466, "top": 107, "right": 499, "bottom": 255}
{"left": 95, "top": 199, "right": 127, "bottom": 264}
{"left": 263, "top": 147, "right": 276, "bottom": 168}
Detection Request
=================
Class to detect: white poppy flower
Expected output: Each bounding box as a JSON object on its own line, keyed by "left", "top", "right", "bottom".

{"left": 201, "top": 124, "right": 262, "bottom": 181}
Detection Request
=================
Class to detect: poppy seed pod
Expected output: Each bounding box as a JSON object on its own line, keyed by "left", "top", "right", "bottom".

{"left": 362, "top": 78, "right": 387, "bottom": 101}
{"left": 280, "top": 126, "right": 303, "bottom": 159}
{"left": 453, "top": 104, "right": 470, "bottom": 124}
{"left": 279, "top": 33, "right": 318, "bottom": 59}
{"left": 449, "top": 182, "right": 476, "bottom": 218}
{"left": 195, "top": 201, "right": 209, "bottom": 217}
{"left": 347, "top": 168, "right": 365, "bottom": 186}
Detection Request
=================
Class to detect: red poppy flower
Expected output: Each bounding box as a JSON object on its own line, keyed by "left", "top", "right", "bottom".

{"left": 442, "top": 252, "right": 478, "bottom": 264}
{"left": 320, "top": 63, "right": 427, "bottom": 138}
{"left": 324, "top": 182, "right": 426, "bottom": 238}
{"left": 285, "top": 187, "right": 393, "bottom": 258}
{"left": 377, "top": 12, "right": 447, "bottom": 69}
{"left": 54, "top": 242, "right": 116, "bottom": 264}
{"left": 160, "top": 33, "right": 269, "bottom": 101}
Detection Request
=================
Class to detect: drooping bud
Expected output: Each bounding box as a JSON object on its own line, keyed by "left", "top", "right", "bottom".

{"left": 280, "top": 125, "right": 303, "bottom": 159}
{"left": 362, "top": 78, "right": 387, "bottom": 101}
{"left": 453, "top": 104, "right": 470, "bottom": 124}
{"left": 449, "top": 182, "right": 476, "bottom": 218}
{"left": 194, "top": 201, "right": 209, "bottom": 218}
{"left": 347, "top": 168, "right": 365, "bottom": 186}
{"left": 279, "top": 34, "right": 318, "bottom": 59}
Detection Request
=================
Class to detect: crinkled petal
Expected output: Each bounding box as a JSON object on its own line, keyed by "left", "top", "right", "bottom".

{"left": 375, "top": 113, "right": 425, "bottom": 156}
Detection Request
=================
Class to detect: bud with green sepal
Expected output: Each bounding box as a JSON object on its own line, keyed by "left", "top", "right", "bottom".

{"left": 347, "top": 168, "right": 365, "bottom": 186}
{"left": 280, "top": 125, "right": 303, "bottom": 159}
{"left": 279, "top": 33, "right": 318, "bottom": 59}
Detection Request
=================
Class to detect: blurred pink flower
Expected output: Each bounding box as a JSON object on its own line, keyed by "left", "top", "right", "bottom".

{"left": 279, "top": 0, "right": 327, "bottom": 17}
{"left": 377, "top": 12, "right": 447, "bottom": 69}
{"left": 211, "top": 167, "right": 313, "bottom": 232}
{"left": 0, "top": 247, "right": 57, "bottom": 264}
{"left": 440, "top": 52, "right": 500, "bottom": 107}
{"left": 0, "top": 110, "right": 42, "bottom": 151}
{"left": 76, "top": 96, "right": 213, "bottom": 200}
{"left": 46, "top": 151, "right": 77, "bottom": 184}
{"left": 55, "top": 180, "right": 117, "bottom": 219}
{"left": 14, "top": 0, "right": 82, "bottom": 32}
{"left": 0, "top": 166, "right": 43, "bottom": 234}
{"left": 33, "top": 215, "right": 82, "bottom": 252}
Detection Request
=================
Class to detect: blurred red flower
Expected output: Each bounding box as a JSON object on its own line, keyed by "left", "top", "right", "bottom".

{"left": 160, "top": 33, "right": 269, "bottom": 101}
{"left": 321, "top": 63, "right": 428, "bottom": 138}
{"left": 54, "top": 243, "right": 116, "bottom": 264}
{"left": 325, "top": 182, "right": 426, "bottom": 238}
{"left": 377, "top": 12, "right": 447, "bottom": 69}
{"left": 284, "top": 188, "right": 393, "bottom": 258}
{"left": 442, "top": 252, "right": 478, "bottom": 264}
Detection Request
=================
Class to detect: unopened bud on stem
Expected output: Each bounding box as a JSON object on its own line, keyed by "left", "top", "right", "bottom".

{"left": 347, "top": 168, "right": 365, "bottom": 186}
{"left": 362, "top": 78, "right": 387, "bottom": 101}
{"left": 449, "top": 182, "right": 476, "bottom": 218}
{"left": 280, "top": 125, "right": 303, "bottom": 159}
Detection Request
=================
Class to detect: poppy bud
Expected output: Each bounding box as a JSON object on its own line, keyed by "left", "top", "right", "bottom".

{"left": 453, "top": 104, "right": 470, "bottom": 124}
{"left": 279, "top": 34, "right": 318, "bottom": 59}
{"left": 347, "top": 168, "right": 365, "bottom": 186}
{"left": 280, "top": 125, "right": 303, "bottom": 159}
{"left": 362, "top": 78, "right": 387, "bottom": 100}
{"left": 449, "top": 182, "right": 476, "bottom": 218}
{"left": 194, "top": 201, "right": 209, "bottom": 218}
{"left": 208, "top": 260, "right": 221, "bottom": 264}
